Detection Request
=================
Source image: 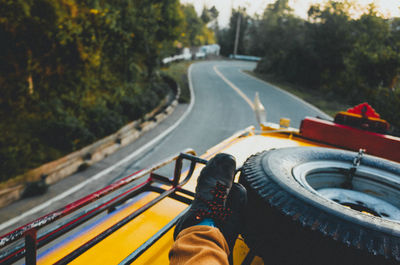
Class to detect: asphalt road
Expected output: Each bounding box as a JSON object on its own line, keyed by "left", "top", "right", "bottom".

{"left": 0, "top": 60, "right": 330, "bottom": 235}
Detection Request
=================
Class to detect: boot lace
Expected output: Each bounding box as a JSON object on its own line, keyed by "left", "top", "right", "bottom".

{"left": 195, "top": 182, "right": 233, "bottom": 222}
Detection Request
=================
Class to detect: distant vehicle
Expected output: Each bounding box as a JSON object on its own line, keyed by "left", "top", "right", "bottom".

{"left": 194, "top": 44, "right": 221, "bottom": 59}
{"left": 194, "top": 51, "right": 206, "bottom": 59}
{"left": 200, "top": 44, "right": 220, "bottom": 56}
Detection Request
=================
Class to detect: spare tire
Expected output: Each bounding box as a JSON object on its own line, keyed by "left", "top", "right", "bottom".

{"left": 239, "top": 147, "right": 400, "bottom": 265}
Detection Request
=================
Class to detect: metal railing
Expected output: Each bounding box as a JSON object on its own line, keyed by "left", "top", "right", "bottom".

{"left": 0, "top": 150, "right": 207, "bottom": 265}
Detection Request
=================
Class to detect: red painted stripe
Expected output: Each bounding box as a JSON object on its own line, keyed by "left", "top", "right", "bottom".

{"left": 39, "top": 179, "right": 151, "bottom": 242}
{"left": 0, "top": 169, "right": 145, "bottom": 245}
{"left": 300, "top": 117, "right": 400, "bottom": 162}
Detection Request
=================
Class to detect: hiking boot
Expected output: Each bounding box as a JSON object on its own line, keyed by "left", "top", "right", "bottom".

{"left": 174, "top": 153, "right": 247, "bottom": 251}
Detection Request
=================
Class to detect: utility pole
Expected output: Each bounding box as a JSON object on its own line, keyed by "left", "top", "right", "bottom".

{"left": 233, "top": 11, "right": 241, "bottom": 56}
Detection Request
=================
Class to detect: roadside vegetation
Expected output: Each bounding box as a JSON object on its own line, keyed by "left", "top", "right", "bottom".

{"left": 218, "top": 0, "right": 400, "bottom": 130}
{"left": 0, "top": 1, "right": 216, "bottom": 183}
{"left": 161, "top": 61, "right": 192, "bottom": 104}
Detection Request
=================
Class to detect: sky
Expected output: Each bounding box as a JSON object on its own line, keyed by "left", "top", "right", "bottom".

{"left": 180, "top": 0, "right": 400, "bottom": 27}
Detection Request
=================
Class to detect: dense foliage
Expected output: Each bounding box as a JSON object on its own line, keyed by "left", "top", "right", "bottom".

{"left": 219, "top": 0, "right": 400, "bottom": 131}
{"left": 217, "top": 8, "right": 250, "bottom": 56}
{"left": 179, "top": 5, "right": 216, "bottom": 47}
{"left": 0, "top": 0, "right": 215, "bottom": 182}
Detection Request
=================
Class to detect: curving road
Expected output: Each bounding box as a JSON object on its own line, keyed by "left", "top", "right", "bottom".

{"left": 124, "top": 60, "right": 329, "bottom": 167}
{"left": 0, "top": 60, "right": 330, "bottom": 234}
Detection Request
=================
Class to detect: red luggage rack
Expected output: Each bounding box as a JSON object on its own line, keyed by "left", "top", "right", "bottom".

{"left": 0, "top": 149, "right": 206, "bottom": 265}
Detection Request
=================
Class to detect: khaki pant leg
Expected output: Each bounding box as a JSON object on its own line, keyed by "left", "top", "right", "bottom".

{"left": 169, "top": 225, "right": 230, "bottom": 265}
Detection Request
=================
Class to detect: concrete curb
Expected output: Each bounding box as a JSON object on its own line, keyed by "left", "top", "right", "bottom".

{"left": 0, "top": 78, "right": 180, "bottom": 208}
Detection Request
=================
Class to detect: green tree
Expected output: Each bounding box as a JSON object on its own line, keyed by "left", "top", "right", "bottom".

{"left": 0, "top": 0, "right": 208, "bottom": 182}
{"left": 235, "top": 0, "right": 400, "bottom": 129}
{"left": 201, "top": 6, "right": 219, "bottom": 24}
{"left": 218, "top": 7, "right": 249, "bottom": 56}
{"left": 251, "top": 0, "right": 309, "bottom": 84}
{"left": 350, "top": 9, "right": 400, "bottom": 91}
{"left": 178, "top": 4, "right": 216, "bottom": 47}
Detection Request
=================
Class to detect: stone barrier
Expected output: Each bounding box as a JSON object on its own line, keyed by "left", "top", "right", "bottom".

{"left": 0, "top": 76, "right": 180, "bottom": 208}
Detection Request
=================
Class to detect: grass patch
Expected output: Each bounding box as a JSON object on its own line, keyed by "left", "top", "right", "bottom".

{"left": 161, "top": 61, "right": 193, "bottom": 103}
{"left": 245, "top": 71, "right": 351, "bottom": 117}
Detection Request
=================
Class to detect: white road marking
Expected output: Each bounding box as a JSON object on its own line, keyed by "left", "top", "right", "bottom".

{"left": 239, "top": 69, "right": 331, "bottom": 119}
{"left": 0, "top": 64, "right": 196, "bottom": 231}
{"left": 213, "top": 65, "right": 255, "bottom": 110}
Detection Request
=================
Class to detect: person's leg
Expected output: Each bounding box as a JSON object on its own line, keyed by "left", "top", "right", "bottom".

{"left": 169, "top": 226, "right": 229, "bottom": 265}
{"left": 169, "top": 153, "right": 247, "bottom": 265}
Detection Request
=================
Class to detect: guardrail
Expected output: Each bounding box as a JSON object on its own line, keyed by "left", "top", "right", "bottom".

{"left": 0, "top": 77, "right": 181, "bottom": 208}
{"left": 229, "top": 54, "right": 261, "bottom": 61}
{"left": 162, "top": 53, "right": 192, "bottom": 64}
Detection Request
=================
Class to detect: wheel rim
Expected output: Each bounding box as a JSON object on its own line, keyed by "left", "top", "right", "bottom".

{"left": 292, "top": 161, "right": 400, "bottom": 222}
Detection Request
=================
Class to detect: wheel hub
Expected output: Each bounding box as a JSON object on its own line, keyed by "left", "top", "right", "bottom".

{"left": 292, "top": 161, "right": 400, "bottom": 222}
